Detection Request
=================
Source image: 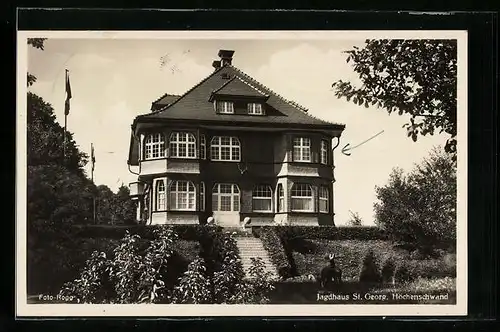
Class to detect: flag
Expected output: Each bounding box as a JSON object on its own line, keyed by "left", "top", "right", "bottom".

{"left": 91, "top": 143, "right": 95, "bottom": 173}
{"left": 65, "top": 69, "right": 72, "bottom": 115}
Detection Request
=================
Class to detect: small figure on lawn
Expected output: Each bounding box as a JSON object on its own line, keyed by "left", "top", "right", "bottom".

{"left": 319, "top": 253, "right": 342, "bottom": 289}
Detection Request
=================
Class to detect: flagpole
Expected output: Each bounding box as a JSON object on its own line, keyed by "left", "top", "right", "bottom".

{"left": 91, "top": 142, "right": 96, "bottom": 225}
{"left": 63, "top": 69, "right": 68, "bottom": 162}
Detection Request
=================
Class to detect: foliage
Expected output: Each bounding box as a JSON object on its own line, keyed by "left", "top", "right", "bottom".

{"left": 60, "top": 228, "right": 177, "bottom": 304}
{"left": 259, "top": 227, "right": 295, "bottom": 278}
{"left": 27, "top": 38, "right": 47, "bottom": 86}
{"left": 394, "top": 261, "right": 415, "bottom": 283}
{"left": 374, "top": 147, "right": 456, "bottom": 250}
{"left": 95, "top": 184, "right": 136, "bottom": 225}
{"left": 381, "top": 256, "right": 396, "bottom": 284}
{"left": 212, "top": 233, "right": 245, "bottom": 303}
{"left": 229, "top": 257, "right": 276, "bottom": 304}
{"left": 27, "top": 92, "right": 88, "bottom": 175}
{"left": 346, "top": 211, "right": 363, "bottom": 226}
{"left": 267, "top": 225, "right": 388, "bottom": 241}
{"left": 359, "top": 250, "right": 382, "bottom": 283}
{"left": 28, "top": 165, "right": 94, "bottom": 225}
{"left": 172, "top": 258, "right": 212, "bottom": 304}
{"left": 332, "top": 39, "right": 457, "bottom": 160}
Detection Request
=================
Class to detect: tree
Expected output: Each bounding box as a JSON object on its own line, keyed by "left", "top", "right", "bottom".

{"left": 332, "top": 39, "right": 457, "bottom": 161}
{"left": 346, "top": 210, "right": 363, "bottom": 226}
{"left": 27, "top": 38, "right": 47, "bottom": 86}
{"left": 373, "top": 147, "right": 456, "bottom": 251}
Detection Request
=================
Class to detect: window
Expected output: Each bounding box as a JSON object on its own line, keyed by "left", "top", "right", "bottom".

{"left": 277, "top": 184, "right": 285, "bottom": 213}
{"left": 291, "top": 183, "right": 313, "bottom": 212}
{"left": 200, "top": 134, "right": 206, "bottom": 160}
{"left": 169, "top": 132, "right": 196, "bottom": 158}
{"left": 169, "top": 181, "right": 196, "bottom": 211}
{"left": 247, "top": 103, "right": 263, "bottom": 115}
{"left": 212, "top": 184, "right": 240, "bottom": 211}
{"left": 217, "top": 101, "right": 234, "bottom": 114}
{"left": 145, "top": 133, "right": 165, "bottom": 160}
{"left": 293, "top": 137, "right": 311, "bottom": 162}
{"left": 210, "top": 136, "right": 241, "bottom": 161}
{"left": 200, "top": 182, "right": 205, "bottom": 211}
{"left": 252, "top": 185, "right": 273, "bottom": 212}
{"left": 321, "top": 140, "right": 328, "bottom": 165}
{"left": 319, "top": 186, "right": 329, "bottom": 213}
{"left": 156, "top": 180, "right": 166, "bottom": 211}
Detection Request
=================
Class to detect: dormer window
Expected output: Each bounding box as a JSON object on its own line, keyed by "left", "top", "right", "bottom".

{"left": 216, "top": 101, "right": 234, "bottom": 114}
{"left": 248, "top": 103, "right": 263, "bottom": 115}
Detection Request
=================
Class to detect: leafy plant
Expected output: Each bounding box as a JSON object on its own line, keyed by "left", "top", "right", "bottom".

{"left": 332, "top": 39, "right": 457, "bottom": 161}
{"left": 229, "top": 257, "right": 276, "bottom": 304}
{"left": 172, "top": 258, "right": 212, "bottom": 304}
{"left": 346, "top": 211, "right": 363, "bottom": 226}
{"left": 359, "top": 249, "right": 382, "bottom": 283}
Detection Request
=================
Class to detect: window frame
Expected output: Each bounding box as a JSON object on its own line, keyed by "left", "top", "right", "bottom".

{"left": 277, "top": 184, "right": 285, "bottom": 213}
{"left": 292, "top": 137, "right": 312, "bottom": 162}
{"left": 290, "top": 183, "right": 314, "bottom": 212}
{"left": 155, "top": 179, "right": 166, "bottom": 211}
{"left": 144, "top": 133, "right": 166, "bottom": 160}
{"left": 168, "top": 180, "right": 196, "bottom": 211}
{"left": 169, "top": 132, "right": 197, "bottom": 159}
{"left": 212, "top": 183, "right": 240, "bottom": 212}
{"left": 217, "top": 101, "right": 234, "bottom": 114}
{"left": 200, "top": 134, "right": 206, "bottom": 160}
{"left": 320, "top": 139, "right": 329, "bottom": 165}
{"left": 247, "top": 102, "right": 263, "bottom": 115}
{"left": 252, "top": 185, "right": 273, "bottom": 212}
{"left": 319, "top": 186, "right": 329, "bottom": 213}
{"left": 210, "top": 136, "right": 241, "bottom": 162}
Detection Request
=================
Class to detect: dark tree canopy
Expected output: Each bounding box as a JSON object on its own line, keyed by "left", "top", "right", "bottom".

{"left": 333, "top": 39, "right": 457, "bottom": 160}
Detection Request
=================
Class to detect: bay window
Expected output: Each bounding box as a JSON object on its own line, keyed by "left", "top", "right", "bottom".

{"left": 144, "top": 133, "right": 165, "bottom": 160}
{"left": 321, "top": 140, "right": 328, "bottom": 164}
{"left": 319, "top": 186, "right": 329, "bottom": 213}
{"left": 291, "top": 183, "right": 313, "bottom": 212}
{"left": 169, "top": 181, "right": 196, "bottom": 211}
{"left": 169, "top": 132, "right": 196, "bottom": 158}
{"left": 155, "top": 180, "right": 166, "bottom": 211}
{"left": 293, "top": 137, "right": 311, "bottom": 162}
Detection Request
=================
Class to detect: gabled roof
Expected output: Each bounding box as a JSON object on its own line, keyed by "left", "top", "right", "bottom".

{"left": 135, "top": 65, "right": 344, "bottom": 130}
{"left": 211, "top": 75, "right": 269, "bottom": 99}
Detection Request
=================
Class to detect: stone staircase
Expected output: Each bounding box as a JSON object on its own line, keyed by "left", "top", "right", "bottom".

{"left": 234, "top": 234, "right": 279, "bottom": 280}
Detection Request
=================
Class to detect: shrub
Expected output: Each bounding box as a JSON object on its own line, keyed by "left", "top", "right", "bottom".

{"left": 346, "top": 211, "right": 363, "bottom": 226}
{"left": 374, "top": 148, "right": 456, "bottom": 249}
{"left": 212, "top": 233, "right": 245, "bottom": 303}
{"left": 59, "top": 227, "right": 177, "bottom": 304}
{"left": 359, "top": 250, "right": 382, "bottom": 283}
{"left": 172, "top": 258, "right": 212, "bottom": 304}
{"left": 259, "top": 227, "right": 294, "bottom": 278}
{"left": 381, "top": 257, "right": 396, "bottom": 284}
{"left": 229, "top": 257, "right": 276, "bottom": 304}
{"left": 394, "top": 262, "right": 415, "bottom": 283}
{"left": 269, "top": 225, "right": 388, "bottom": 241}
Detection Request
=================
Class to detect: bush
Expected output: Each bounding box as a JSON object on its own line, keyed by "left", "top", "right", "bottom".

{"left": 60, "top": 227, "right": 177, "bottom": 304}
{"left": 381, "top": 257, "right": 396, "bottom": 284}
{"left": 229, "top": 257, "right": 276, "bottom": 304}
{"left": 259, "top": 227, "right": 295, "bottom": 278}
{"left": 374, "top": 148, "right": 456, "bottom": 249}
{"left": 172, "top": 258, "right": 212, "bottom": 304}
{"left": 394, "top": 262, "right": 415, "bottom": 283}
{"left": 359, "top": 250, "right": 382, "bottom": 283}
{"left": 270, "top": 225, "right": 388, "bottom": 241}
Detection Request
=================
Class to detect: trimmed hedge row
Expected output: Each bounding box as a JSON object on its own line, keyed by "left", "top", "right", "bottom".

{"left": 272, "top": 225, "right": 388, "bottom": 241}
{"left": 257, "top": 227, "right": 295, "bottom": 279}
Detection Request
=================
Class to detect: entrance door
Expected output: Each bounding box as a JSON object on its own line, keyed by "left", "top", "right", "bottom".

{"left": 212, "top": 183, "right": 240, "bottom": 227}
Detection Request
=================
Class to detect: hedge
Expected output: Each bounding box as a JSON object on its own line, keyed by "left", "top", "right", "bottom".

{"left": 271, "top": 225, "right": 388, "bottom": 241}
{"left": 257, "top": 227, "right": 295, "bottom": 279}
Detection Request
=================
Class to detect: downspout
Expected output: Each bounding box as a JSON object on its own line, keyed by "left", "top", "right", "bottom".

{"left": 331, "top": 135, "right": 341, "bottom": 227}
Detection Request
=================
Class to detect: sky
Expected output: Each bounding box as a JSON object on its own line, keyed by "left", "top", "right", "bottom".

{"left": 27, "top": 36, "right": 448, "bottom": 226}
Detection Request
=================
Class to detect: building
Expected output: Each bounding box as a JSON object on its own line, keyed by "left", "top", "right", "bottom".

{"left": 127, "top": 50, "right": 345, "bottom": 227}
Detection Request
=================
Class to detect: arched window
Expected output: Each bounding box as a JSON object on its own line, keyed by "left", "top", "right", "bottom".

{"left": 252, "top": 185, "right": 273, "bottom": 212}
{"left": 210, "top": 136, "right": 241, "bottom": 161}
{"left": 156, "top": 180, "right": 166, "bottom": 211}
{"left": 319, "top": 186, "right": 329, "bottom": 213}
{"left": 169, "top": 181, "right": 196, "bottom": 211}
{"left": 145, "top": 133, "right": 165, "bottom": 160}
{"left": 320, "top": 140, "right": 328, "bottom": 165}
{"left": 291, "top": 183, "right": 313, "bottom": 212}
{"left": 277, "top": 184, "right": 285, "bottom": 213}
{"left": 212, "top": 183, "right": 240, "bottom": 211}
{"left": 169, "top": 132, "right": 196, "bottom": 158}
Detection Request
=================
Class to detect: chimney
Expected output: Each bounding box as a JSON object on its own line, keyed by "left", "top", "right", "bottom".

{"left": 218, "top": 49, "right": 235, "bottom": 66}
{"left": 212, "top": 60, "right": 221, "bottom": 70}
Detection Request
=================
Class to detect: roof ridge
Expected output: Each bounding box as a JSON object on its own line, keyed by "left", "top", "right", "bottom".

{"left": 211, "top": 75, "right": 236, "bottom": 94}
{"left": 230, "top": 66, "right": 344, "bottom": 126}
{"left": 234, "top": 76, "right": 268, "bottom": 96}
{"left": 140, "top": 66, "right": 226, "bottom": 117}
{"left": 230, "top": 65, "right": 309, "bottom": 113}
